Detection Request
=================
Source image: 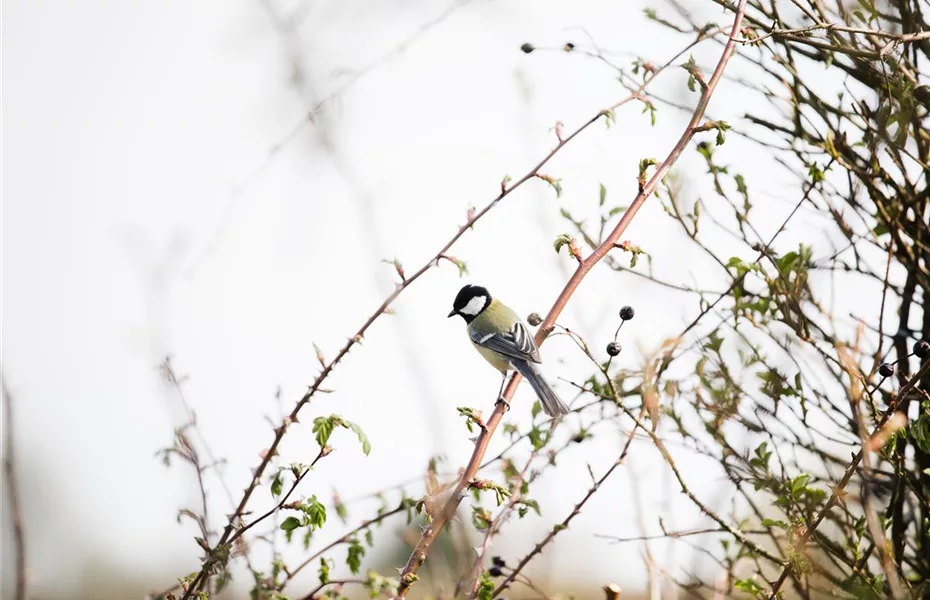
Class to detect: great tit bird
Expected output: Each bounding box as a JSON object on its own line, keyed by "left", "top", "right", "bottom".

{"left": 448, "top": 284, "right": 570, "bottom": 417}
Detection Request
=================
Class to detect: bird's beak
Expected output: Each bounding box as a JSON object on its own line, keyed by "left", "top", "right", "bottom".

{"left": 447, "top": 309, "right": 457, "bottom": 318}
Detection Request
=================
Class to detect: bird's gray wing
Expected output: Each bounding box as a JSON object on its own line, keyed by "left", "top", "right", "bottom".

{"left": 470, "top": 320, "right": 542, "bottom": 364}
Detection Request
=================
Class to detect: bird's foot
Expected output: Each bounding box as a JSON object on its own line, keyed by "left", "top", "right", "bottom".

{"left": 495, "top": 396, "right": 511, "bottom": 412}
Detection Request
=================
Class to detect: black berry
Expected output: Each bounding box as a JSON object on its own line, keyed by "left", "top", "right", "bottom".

{"left": 619, "top": 306, "right": 635, "bottom": 320}
{"left": 520, "top": 43, "right": 535, "bottom": 54}
{"left": 489, "top": 566, "right": 504, "bottom": 577}
{"left": 563, "top": 42, "right": 575, "bottom": 51}
{"left": 879, "top": 363, "right": 895, "bottom": 378}
{"left": 526, "top": 312, "right": 542, "bottom": 326}
{"left": 491, "top": 556, "right": 506, "bottom": 568}
{"left": 914, "top": 340, "right": 929, "bottom": 358}
{"left": 606, "top": 342, "right": 622, "bottom": 356}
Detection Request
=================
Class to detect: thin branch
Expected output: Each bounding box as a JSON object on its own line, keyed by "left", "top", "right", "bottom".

{"left": 298, "top": 578, "right": 367, "bottom": 600}
{"left": 596, "top": 527, "right": 767, "bottom": 543}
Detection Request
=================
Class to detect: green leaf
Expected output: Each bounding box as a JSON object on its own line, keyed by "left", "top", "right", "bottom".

{"left": 528, "top": 425, "right": 547, "bottom": 450}
{"left": 472, "top": 480, "right": 512, "bottom": 506}
{"left": 790, "top": 474, "right": 811, "bottom": 496}
{"left": 909, "top": 414, "right": 930, "bottom": 453}
{"left": 471, "top": 505, "right": 492, "bottom": 530}
{"left": 215, "top": 568, "right": 233, "bottom": 593}
{"left": 312, "top": 416, "right": 336, "bottom": 448}
{"left": 553, "top": 233, "right": 573, "bottom": 255}
{"left": 599, "top": 183, "right": 607, "bottom": 206}
{"left": 457, "top": 406, "right": 484, "bottom": 433}
{"left": 335, "top": 497, "right": 349, "bottom": 523}
{"left": 280, "top": 516, "right": 302, "bottom": 532}
{"left": 537, "top": 174, "right": 562, "bottom": 197}
{"left": 638, "top": 157, "right": 657, "bottom": 178}
{"left": 808, "top": 162, "right": 825, "bottom": 183}
{"left": 302, "top": 495, "right": 328, "bottom": 530}
{"left": 734, "top": 174, "right": 747, "bottom": 194}
{"left": 451, "top": 257, "right": 469, "bottom": 277}
{"left": 365, "top": 570, "right": 400, "bottom": 598}
{"left": 518, "top": 498, "right": 541, "bottom": 518}
{"left": 347, "top": 539, "right": 366, "bottom": 574}
{"left": 734, "top": 577, "right": 762, "bottom": 594}
{"left": 348, "top": 421, "right": 372, "bottom": 455}
{"left": 607, "top": 205, "right": 628, "bottom": 217}
{"left": 681, "top": 55, "right": 701, "bottom": 92}
{"left": 531, "top": 401, "right": 542, "bottom": 419}
{"left": 271, "top": 470, "right": 284, "bottom": 497}
{"left": 750, "top": 441, "right": 771, "bottom": 469}
{"left": 313, "top": 414, "right": 370, "bottom": 455}
{"left": 318, "top": 557, "right": 331, "bottom": 585}
{"left": 476, "top": 573, "right": 495, "bottom": 600}
{"left": 712, "top": 121, "right": 730, "bottom": 146}
{"left": 761, "top": 518, "right": 788, "bottom": 529}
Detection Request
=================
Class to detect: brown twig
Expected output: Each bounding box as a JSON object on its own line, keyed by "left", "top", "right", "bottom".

{"left": 395, "top": 1, "right": 749, "bottom": 594}
{"left": 298, "top": 577, "right": 367, "bottom": 600}
{"left": 2, "top": 377, "right": 27, "bottom": 600}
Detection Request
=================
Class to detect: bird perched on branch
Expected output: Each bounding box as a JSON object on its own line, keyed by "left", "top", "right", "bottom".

{"left": 447, "top": 284, "right": 569, "bottom": 417}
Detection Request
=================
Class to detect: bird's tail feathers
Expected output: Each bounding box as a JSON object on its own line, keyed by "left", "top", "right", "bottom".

{"left": 513, "top": 360, "right": 570, "bottom": 417}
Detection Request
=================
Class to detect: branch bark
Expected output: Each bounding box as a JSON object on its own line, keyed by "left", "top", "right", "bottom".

{"left": 394, "top": 0, "right": 750, "bottom": 594}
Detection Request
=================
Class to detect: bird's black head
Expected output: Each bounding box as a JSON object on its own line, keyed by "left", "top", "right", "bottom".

{"left": 448, "top": 284, "right": 492, "bottom": 323}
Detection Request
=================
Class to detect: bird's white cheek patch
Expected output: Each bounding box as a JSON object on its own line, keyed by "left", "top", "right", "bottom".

{"left": 460, "top": 296, "right": 487, "bottom": 316}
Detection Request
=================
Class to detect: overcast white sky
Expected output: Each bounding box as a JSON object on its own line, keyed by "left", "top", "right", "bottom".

{"left": 2, "top": 0, "right": 881, "bottom": 597}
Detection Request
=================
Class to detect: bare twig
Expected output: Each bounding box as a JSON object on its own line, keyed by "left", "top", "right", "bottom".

{"left": 298, "top": 577, "right": 367, "bottom": 600}
{"left": 597, "top": 527, "right": 766, "bottom": 543}
{"left": 2, "top": 377, "right": 27, "bottom": 600}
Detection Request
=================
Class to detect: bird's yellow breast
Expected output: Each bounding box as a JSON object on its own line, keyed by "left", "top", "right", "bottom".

{"left": 471, "top": 339, "right": 512, "bottom": 374}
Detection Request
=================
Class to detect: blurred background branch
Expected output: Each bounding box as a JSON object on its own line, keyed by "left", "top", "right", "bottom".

{"left": 2, "top": 377, "right": 27, "bottom": 600}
